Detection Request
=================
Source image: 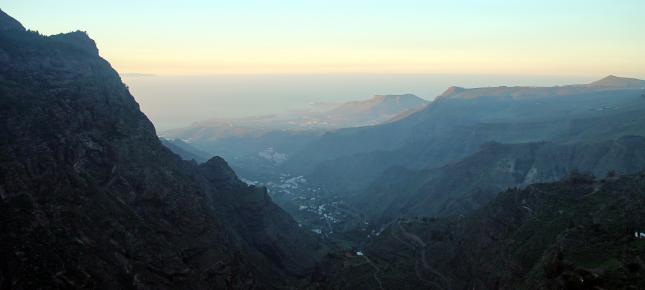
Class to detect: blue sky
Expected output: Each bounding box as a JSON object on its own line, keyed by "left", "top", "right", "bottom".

{"left": 3, "top": 0, "right": 644, "bottom": 76}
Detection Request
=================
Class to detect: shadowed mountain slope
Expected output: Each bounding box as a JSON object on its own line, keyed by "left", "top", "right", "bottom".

{"left": 288, "top": 77, "right": 645, "bottom": 194}
{"left": 160, "top": 137, "right": 210, "bottom": 163}
{"left": 161, "top": 94, "right": 428, "bottom": 162}
{"left": 317, "top": 172, "right": 645, "bottom": 289}
{"left": 353, "top": 136, "right": 645, "bottom": 222}
{"left": 0, "top": 10, "right": 324, "bottom": 289}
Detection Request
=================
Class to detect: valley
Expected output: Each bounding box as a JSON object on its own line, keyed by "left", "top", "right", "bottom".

{"left": 161, "top": 75, "right": 645, "bottom": 251}
{"left": 2, "top": 5, "right": 645, "bottom": 289}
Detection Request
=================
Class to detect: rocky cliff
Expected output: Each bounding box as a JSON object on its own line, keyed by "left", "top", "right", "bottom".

{"left": 0, "top": 10, "right": 323, "bottom": 289}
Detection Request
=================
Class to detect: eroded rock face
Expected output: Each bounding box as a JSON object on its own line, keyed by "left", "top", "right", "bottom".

{"left": 0, "top": 10, "right": 323, "bottom": 289}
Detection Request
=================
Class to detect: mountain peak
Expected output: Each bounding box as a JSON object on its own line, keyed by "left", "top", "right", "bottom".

{"left": 0, "top": 9, "right": 25, "bottom": 31}
{"left": 372, "top": 93, "right": 418, "bottom": 101}
{"left": 323, "top": 93, "right": 428, "bottom": 126}
{"left": 437, "top": 86, "right": 466, "bottom": 98}
{"left": 590, "top": 75, "right": 645, "bottom": 88}
{"left": 1, "top": 11, "right": 323, "bottom": 288}
{"left": 50, "top": 31, "right": 100, "bottom": 55}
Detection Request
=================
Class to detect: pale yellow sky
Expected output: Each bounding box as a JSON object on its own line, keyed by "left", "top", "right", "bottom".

{"left": 4, "top": 0, "right": 645, "bottom": 77}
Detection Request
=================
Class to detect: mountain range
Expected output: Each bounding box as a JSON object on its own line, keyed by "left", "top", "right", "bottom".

{"left": 160, "top": 71, "right": 645, "bottom": 288}
{"left": 154, "top": 60, "right": 645, "bottom": 256}
{"left": 353, "top": 136, "right": 645, "bottom": 222}
{"left": 2, "top": 7, "right": 645, "bottom": 289}
{"left": 161, "top": 94, "right": 427, "bottom": 160}
{"left": 286, "top": 76, "right": 645, "bottom": 195}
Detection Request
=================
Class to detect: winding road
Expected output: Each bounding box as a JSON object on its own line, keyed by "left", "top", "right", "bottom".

{"left": 394, "top": 220, "right": 451, "bottom": 290}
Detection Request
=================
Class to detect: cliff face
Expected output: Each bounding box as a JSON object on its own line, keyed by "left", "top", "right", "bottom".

{"left": 0, "top": 10, "right": 322, "bottom": 289}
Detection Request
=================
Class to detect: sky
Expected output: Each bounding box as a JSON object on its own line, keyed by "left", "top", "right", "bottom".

{"left": 3, "top": 1, "right": 644, "bottom": 130}
{"left": 3, "top": 0, "right": 645, "bottom": 76}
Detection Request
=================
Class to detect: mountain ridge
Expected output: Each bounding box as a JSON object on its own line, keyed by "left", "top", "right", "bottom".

{"left": 0, "top": 11, "right": 324, "bottom": 289}
{"left": 434, "top": 75, "right": 645, "bottom": 100}
{"left": 341, "top": 93, "right": 426, "bottom": 107}
{"left": 160, "top": 93, "right": 429, "bottom": 175}
{"left": 317, "top": 172, "right": 645, "bottom": 289}
{"left": 286, "top": 85, "right": 645, "bottom": 183}
{"left": 0, "top": 9, "right": 24, "bottom": 31}
{"left": 353, "top": 135, "right": 645, "bottom": 222}
{"left": 590, "top": 75, "right": 645, "bottom": 88}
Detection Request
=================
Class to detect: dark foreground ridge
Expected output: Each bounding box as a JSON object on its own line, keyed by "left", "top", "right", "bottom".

{"left": 316, "top": 172, "right": 645, "bottom": 289}
{"left": 0, "top": 9, "right": 324, "bottom": 289}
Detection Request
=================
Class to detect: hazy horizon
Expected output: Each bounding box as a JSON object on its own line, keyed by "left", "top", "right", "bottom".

{"left": 122, "top": 73, "right": 611, "bottom": 130}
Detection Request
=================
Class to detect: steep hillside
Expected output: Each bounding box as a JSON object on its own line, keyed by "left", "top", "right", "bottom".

{"left": 290, "top": 79, "right": 645, "bottom": 193}
{"left": 162, "top": 95, "right": 427, "bottom": 161}
{"left": 0, "top": 9, "right": 23, "bottom": 31}
{"left": 354, "top": 136, "right": 645, "bottom": 222}
{"left": 316, "top": 172, "right": 645, "bottom": 289}
{"left": 0, "top": 10, "right": 324, "bottom": 289}
{"left": 160, "top": 137, "right": 210, "bottom": 163}
{"left": 323, "top": 94, "right": 428, "bottom": 126}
